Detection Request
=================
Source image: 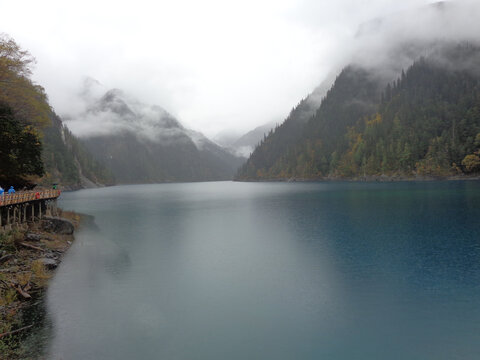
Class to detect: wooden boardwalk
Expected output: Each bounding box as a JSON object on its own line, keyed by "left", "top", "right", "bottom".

{"left": 0, "top": 190, "right": 61, "bottom": 229}
{"left": 0, "top": 190, "right": 61, "bottom": 207}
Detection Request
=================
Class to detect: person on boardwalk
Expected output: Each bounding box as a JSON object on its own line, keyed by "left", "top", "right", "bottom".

{"left": 0, "top": 186, "right": 4, "bottom": 195}
{"left": 8, "top": 186, "right": 15, "bottom": 194}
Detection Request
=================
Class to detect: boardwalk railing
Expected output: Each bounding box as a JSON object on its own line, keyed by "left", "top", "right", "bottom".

{"left": 0, "top": 190, "right": 61, "bottom": 207}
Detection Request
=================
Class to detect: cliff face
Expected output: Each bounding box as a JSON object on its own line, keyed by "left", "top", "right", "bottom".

{"left": 41, "top": 112, "right": 114, "bottom": 189}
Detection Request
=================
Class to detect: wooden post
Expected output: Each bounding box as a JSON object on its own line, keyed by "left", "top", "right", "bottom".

{"left": 31, "top": 204, "right": 34, "bottom": 222}
{"left": 39, "top": 202, "right": 42, "bottom": 219}
{"left": 7, "top": 208, "right": 10, "bottom": 225}
{"left": 23, "top": 205, "right": 27, "bottom": 223}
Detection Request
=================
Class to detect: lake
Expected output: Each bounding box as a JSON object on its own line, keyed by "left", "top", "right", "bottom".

{"left": 45, "top": 181, "right": 480, "bottom": 359}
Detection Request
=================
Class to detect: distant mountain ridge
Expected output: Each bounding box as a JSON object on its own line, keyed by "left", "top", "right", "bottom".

{"left": 214, "top": 122, "right": 277, "bottom": 158}
{"left": 66, "top": 87, "right": 244, "bottom": 183}
{"left": 236, "top": 1, "right": 480, "bottom": 180}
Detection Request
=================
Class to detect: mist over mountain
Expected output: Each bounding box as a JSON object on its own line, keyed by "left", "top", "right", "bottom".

{"left": 0, "top": 34, "right": 114, "bottom": 189}
{"left": 64, "top": 84, "right": 244, "bottom": 183}
{"left": 237, "top": 1, "right": 480, "bottom": 181}
{"left": 214, "top": 121, "right": 278, "bottom": 158}
{"left": 231, "top": 122, "right": 277, "bottom": 157}
{"left": 42, "top": 111, "right": 115, "bottom": 188}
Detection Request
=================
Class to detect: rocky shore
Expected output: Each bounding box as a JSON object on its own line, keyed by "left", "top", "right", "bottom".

{"left": 0, "top": 211, "right": 80, "bottom": 359}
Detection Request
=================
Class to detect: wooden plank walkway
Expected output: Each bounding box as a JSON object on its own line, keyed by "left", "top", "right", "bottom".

{"left": 0, "top": 190, "right": 61, "bottom": 207}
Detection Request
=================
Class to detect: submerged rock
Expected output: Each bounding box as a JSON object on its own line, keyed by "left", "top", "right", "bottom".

{"left": 41, "top": 217, "right": 75, "bottom": 235}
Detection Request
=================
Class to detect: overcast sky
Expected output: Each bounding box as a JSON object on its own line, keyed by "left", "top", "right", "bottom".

{"left": 1, "top": 0, "right": 436, "bottom": 137}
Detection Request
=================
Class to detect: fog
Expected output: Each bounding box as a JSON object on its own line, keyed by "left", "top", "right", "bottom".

{"left": 64, "top": 82, "right": 212, "bottom": 149}
{"left": 351, "top": 1, "right": 480, "bottom": 79}
{"left": 1, "top": 0, "right": 478, "bottom": 139}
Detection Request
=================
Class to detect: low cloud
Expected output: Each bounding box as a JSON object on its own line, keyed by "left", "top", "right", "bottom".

{"left": 298, "top": 0, "right": 480, "bottom": 110}
{"left": 2, "top": 0, "right": 479, "bottom": 137}
{"left": 350, "top": 1, "right": 480, "bottom": 78}
{"left": 64, "top": 84, "right": 188, "bottom": 143}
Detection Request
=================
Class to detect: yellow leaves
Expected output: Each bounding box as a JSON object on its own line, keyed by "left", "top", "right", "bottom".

{"left": 346, "top": 126, "right": 364, "bottom": 153}
{"left": 16, "top": 272, "right": 32, "bottom": 287}
{"left": 475, "top": 133, "right": 480, "bottom": 147}
{"left": 256, "top": 168, "right": 267, "bottom": 178}
{"left": 461, "top": 154, "right": 480, "bottom": 173}
{"left": 0, "top": 33, "right": 34, "bottom": 81}
{"left": 0, "top": 288, "right": 17, "bottom": 306}
{"left": 31, "top": 259, "right": 50, "bottom": 283}
{"left": 0, "top": 34, "right": 51, "bottom": 128}
{"left": 366, "top": 113, "right": 382, "bottom": 127}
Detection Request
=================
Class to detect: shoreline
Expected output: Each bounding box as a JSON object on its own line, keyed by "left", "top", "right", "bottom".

{"left": 0, "top": 210, "right": 81, "bottom": 359}
{"left": 234, "top": 174, "right": 480, "bottom": 183}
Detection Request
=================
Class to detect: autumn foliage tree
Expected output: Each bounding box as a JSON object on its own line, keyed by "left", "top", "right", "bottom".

{"left": 0, "top": 34, "right": 115, "bottom": 188}
{"left": 461, "top": 133, "right": 480, "bottom": 173}
{"left": 0, "top": 34, "right": 47, "bottom": 186}
{"left": 0, "top": 34, "right": 51, "bottom": 128}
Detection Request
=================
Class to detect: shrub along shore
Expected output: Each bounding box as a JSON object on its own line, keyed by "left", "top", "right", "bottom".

{"left": 0, "top": 210, "right": 80, "bottom": 359}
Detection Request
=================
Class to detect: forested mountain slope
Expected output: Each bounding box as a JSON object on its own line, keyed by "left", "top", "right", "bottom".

{"left": 236, "top": 44, "right": 480, "bottom": 180}
{"left": 42, "top": 113, "right": 114, "bottom": 187}
{"left": 71, "top": 89, "right": 244, "bottom": 183}
{"left": 0, "top": 34, "right": 113, "bottom": 189}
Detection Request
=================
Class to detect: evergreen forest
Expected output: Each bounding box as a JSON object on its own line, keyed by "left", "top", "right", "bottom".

{"left": 236, "top": 44, "right": 480, "bottom": 180}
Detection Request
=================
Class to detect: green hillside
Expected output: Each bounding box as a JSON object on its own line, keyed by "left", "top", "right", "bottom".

{"left": 236, "top": 44, "right": 480, "bottom": 180}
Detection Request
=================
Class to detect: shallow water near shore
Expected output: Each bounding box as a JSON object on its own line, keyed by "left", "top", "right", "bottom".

{"left": 45, "top": 181, "right": 480, "bottom": 359}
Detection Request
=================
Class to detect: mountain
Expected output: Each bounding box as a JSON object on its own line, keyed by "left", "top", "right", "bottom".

{"left": 235, "top": 72, "right": 344, "bottom": 178}
{"left": 214, "top": 122, "right": 276, "bottom": 158}
{"left": 236, "top": 42, "right": 480, "bottom": 180}
{"left": 236, "top": 65, "right": 383, "bottom": 179}
{"left": 236, "top": 1, "right": 480, "bottom": 181}
{"left": 41, "top": 112, "right": 114, "bottom": 188}
{"left": 0, "top": 34, "right": 113, "bottom": 189}
{"left": 66, "top": 88, "right": 244, "bottom": 183}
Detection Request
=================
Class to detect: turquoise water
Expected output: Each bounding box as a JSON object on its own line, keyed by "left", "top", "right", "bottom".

{"left": 47, "top": 181, "right": 480, "bottom": 359}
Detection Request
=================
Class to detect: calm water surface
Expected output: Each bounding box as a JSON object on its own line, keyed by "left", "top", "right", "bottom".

{"left": 47, "top": 181, "right": 480, "bottom": 359}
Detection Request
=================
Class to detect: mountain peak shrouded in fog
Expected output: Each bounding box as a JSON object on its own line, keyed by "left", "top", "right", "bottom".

{"left": 97, "top": 89, "right": 136, "bottom": 117}
{"left": 65, "top": 82, "right": 191, "bottom": 144}
{"left": 61, "top": 80, "right": 244, "bottom": 183}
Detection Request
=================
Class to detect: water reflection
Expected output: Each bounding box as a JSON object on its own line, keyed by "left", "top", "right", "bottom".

{"left": 46, "top": 181, "right": 480, "bottom": 359}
